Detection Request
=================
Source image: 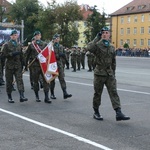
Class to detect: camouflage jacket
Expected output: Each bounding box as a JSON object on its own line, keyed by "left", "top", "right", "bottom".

{"left": 87, "top": 39, "right": 116, "bottom": 76}
{"left": 1, "top": 40, "right": 24, "bottom": 69}
{"left": 25, "top": 40, "right": 47, "bottom": 67}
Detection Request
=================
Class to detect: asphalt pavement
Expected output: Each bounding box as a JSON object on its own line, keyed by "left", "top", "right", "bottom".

{"left": 0, "top": 56, "right": 150, "bottom": 150}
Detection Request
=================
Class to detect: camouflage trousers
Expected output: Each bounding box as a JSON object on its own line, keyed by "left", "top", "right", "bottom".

{"left": 93, "top": 74, "right": 121, "bottom": 110}
{"left": 31, "top": 66, "right": 49, "bottom": 92}
{"left": 5, "top": 67, "right": 24, "bottom": 94}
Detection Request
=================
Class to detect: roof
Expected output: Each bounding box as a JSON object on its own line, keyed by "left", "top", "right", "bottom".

{"left": 110, "top": 0, "right": 150, "bottom": 16}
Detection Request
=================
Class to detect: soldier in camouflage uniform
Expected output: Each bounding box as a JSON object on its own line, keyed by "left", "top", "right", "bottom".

{"left": 86, "top": 51, "right": 94, "bottom": 72}
{"left": 86, "top": 27, "right": 130, "bottom": 121}
{"left": 1, "top": 30, "right": 28, "bottom": 103}
{"left": 76, "top": 47, "right": 81, "bottom": 71}
{"left": 80, "top": 48, "right": 86, "bottom": 69}
{"left": 65, "top": 48, "right": 71, "bottom": 69}
{"left": 25, "top": 31, "right": 51, "bottom": 103}
{"left": 50, "top": 34, "right": 72, "bottom": 99}
{"left": 70, "top": 48, "right": 77, "bottom": 72}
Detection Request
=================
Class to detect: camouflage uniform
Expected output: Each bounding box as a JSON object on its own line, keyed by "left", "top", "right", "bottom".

{"left": 76, "top": 48, "right": 81, "bottom": 70}
{"left": 80, "top": 48, "right": 86, "bottom": 69}
{"left": 65, "top": 48, "right": 71, "bottom": 69}
{"left": 70, "top": 49, "right": 77, "bottom": 72}
{"left": 87, "top": 27, "right": 130, "bottom": 121}
{"left": 1, "top": 34, "right": 28, "bottom": 103}
{"left": 50, "top": 33, "right": 72, "bottom": 99}
{"left": 25, "top": 34, "right": 51, "bottom": 103}
{"left": 86, "top": 51, "right": 94, "bottom": 72}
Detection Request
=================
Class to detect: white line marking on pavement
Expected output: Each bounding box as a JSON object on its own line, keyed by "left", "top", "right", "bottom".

{"left": 23, "top": 74, "right": 150, "bottom": 95}
{"left": 0, "top": 108, "right": 113, "bottom": 150}
{"left": 65, "top": 80, "right": 150, "bottom": 95}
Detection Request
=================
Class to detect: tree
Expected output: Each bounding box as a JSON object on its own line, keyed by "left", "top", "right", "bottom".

{"left": 9, "top": 0, "right": 42, "bottom": 39}
{"left": 84, "top": 6, "right": 106, "bottom": 44}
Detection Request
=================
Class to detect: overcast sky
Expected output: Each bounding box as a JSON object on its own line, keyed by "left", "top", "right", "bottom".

{"left": 8, "top": 0, "right": 133, "bottom": 14}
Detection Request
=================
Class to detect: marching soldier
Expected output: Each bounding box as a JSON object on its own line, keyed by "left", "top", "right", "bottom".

{"left": 86, "top": 51, "right": 94, "bottom": 72}
{"left": 76, "top": 47, "right": 81, "bottom": 71}
{"left": 86, "top": 27, "right": 130, "bottom": 121}
{"left": 65, "top": 48, "right": 71, "bottom": 69}
{"left": 1, "top": 30, "right": 28, "bottom": 103}
{"left": 50, "top": 33, "right": 72, "bottom": 99}
{"left": 25, "top": 31, "right": 51, "bottom": 103}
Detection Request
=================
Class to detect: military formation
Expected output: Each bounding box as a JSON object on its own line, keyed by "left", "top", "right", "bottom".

{"left": 0, "top": 27, "right": 130, "bottom": 121}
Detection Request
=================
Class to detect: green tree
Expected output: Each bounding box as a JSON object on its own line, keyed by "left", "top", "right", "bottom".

{"left": 84, "top": 6, "right": 106, "bottom": 43}
{"left": 9, "top": 0, "right": 42, "bottom": 39}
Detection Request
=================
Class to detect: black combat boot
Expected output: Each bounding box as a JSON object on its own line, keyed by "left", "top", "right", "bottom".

{"left": 35, "top": 91, "right": 41, "bottom": 102}
{"left": 44, "top": 91, "right": 51, "bottom": 103}
{"left": 50, "top": 89, "right": 56, "bottom": 99}
{"left": 93, "top": 108, "right": 103, "bottom": 120}
{"left": 115, "top": 107, "right": 130, "bottom": 121}
{"left": 63, "top": 89, "right": 72, "bottom": 99}
{"left": 19, "top": 91, "right": 28, "bottom": 102}
{"left": 7, "top": 93, "right": 15, "bottom": 103}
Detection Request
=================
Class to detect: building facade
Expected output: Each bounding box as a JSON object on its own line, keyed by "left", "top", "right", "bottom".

{"left": 110, "top": 0, "right": 150, "bottom": 49}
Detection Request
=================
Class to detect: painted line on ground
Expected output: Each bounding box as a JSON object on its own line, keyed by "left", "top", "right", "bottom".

{"left": 23, "top": 74, "right": 150, "bottom": 95}
{"left": 0, "top": 108, "right": 112, "bottom": 150}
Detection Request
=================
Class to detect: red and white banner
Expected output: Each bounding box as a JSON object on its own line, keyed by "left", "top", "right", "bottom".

{"left": 37, "top": 42, "right": 58, "bottom": 83}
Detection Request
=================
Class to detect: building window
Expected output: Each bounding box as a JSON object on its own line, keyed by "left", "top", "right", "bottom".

{"left": 127, "top": 28, "right": 130, "bottom": 34}
{"left": 133, "top": 39, "right": 137, "bottom": 46}
{"left": 127, "top": 39, "right": 130, "bottom": 45}
{"left": 121, "top": 17, "right": 124, "bottom": 24}
{"left": 148, "top": 39, "right": 150, "bottom": 46}
{"left": 134, "top": 16, "right": 137, "bottom": 22}
{"left": 120, "top": 39, "right": 123, "bottom": 46}
{"left": 127, "top": 16, "right": 130, "bottom": 23}
{"left": 141, "top": 14, "right": 144, "bottom": 22}
{"left": 148, "top": 26, "right": 150, "bottom": 34}
{"left": 120, "top": 28, "right": 124, "bottom": 35}
{"left": 133, "top": 27, "right": 137, "bottom": 34}
{"left": 140, "top": 39, "right": 144, "bottom": 46}
{"left": 140, "top": 27, "right": 144, "bottom": 34}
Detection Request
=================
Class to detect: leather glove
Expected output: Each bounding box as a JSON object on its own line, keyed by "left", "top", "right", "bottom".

{"left": 12, "top": 51, "right": 21, "bottom": 56}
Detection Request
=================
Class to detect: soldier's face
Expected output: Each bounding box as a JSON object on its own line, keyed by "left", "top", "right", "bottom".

{"left": 35, "top": 34, "right": 41, "bottom": 40}
{"left": 101, "top": 31, "right": 110, "bottom": 40}
{"left": 10, "top": 34, "right": 18, "bottom": 40}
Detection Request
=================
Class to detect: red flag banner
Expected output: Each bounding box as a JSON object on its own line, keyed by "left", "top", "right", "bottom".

{"left": 37, "top": 42, "right": 58, "bottom": 83}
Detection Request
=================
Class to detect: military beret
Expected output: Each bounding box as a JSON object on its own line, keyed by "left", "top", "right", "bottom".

{"left": 33, "top": 31, "right": 41, "bottom": 36}
{"left": 10, "top": 30, "right": 18, "bottom": 36}
{"left": 52, "top": 33, "right": 60, "bottom": 39}
{"left": 101, "top": 26, "right": 109, "bottom": 32}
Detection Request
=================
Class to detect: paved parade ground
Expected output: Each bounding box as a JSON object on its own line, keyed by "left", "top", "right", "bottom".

{"left": 0, "top": 56, "right": 150, "bottom": 150}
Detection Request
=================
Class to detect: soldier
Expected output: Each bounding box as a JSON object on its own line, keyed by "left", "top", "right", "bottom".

{"left": 76, "top": 47, "right": 81, "bottom": 71}
{"left": 25, "top": 31, "right": 51, "bottom": 103}
{"left": 50, "top": 33, "right": 72, "bottom": 99}
{"left": 80, "top": 47, "right": 86, "bottom": 69}
{"left": 86, "top": 27, "right": 130, "bottom": 121}
{"left": 1, "top": 30, "right": 28, "bottom": 103}
{"left": 86, "top": 51, "right": 94, "bottom": 72}
{"left": 70, "top": 48, "right": 77, "bottom": 72}
{"left": 65, "top": 48, "right": 71, "bottom": 69}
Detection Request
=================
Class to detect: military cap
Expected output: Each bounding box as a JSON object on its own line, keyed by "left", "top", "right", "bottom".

{"left": 52, "top": 33, "right": 60, "bottom": 39}
{"left": 10, "top": 30, "right": 18, "bottom": 36}
{"left": 33, "top": 31, "right": 41, "bottom": 36}
{"left": 101, "top": 26, "right": 110, "bottom": 32}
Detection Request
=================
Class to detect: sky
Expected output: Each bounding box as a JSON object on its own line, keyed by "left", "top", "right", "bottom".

{"left": 39, "top": 0, "right": 133, "bottom": 14}
{"left": 8, "top": 0, "right": 133, "bottom": 15}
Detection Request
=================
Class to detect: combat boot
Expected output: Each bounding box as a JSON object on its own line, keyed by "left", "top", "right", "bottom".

{"left": 115, "top": 107, "right": 130, "bottom": 121}
{"left": 7, "top": 93, "right": 15, "bottom": 103}
{"left": 44, "top": 91, "right": 51, "bottom": 103}
{"left": 50, "top": 89, "right": 56, "bottom": 99}
{"left": 19, "top": 91, "right": 28, "bottom": 102}
{"left": 93, "top": 108, "right": 103, "bottom": 120}
{"left": 35, "top": 91, "right": 41, "bottom": 102}
{"left": 63, "top": 89, "right": 72, "bottom": 99}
